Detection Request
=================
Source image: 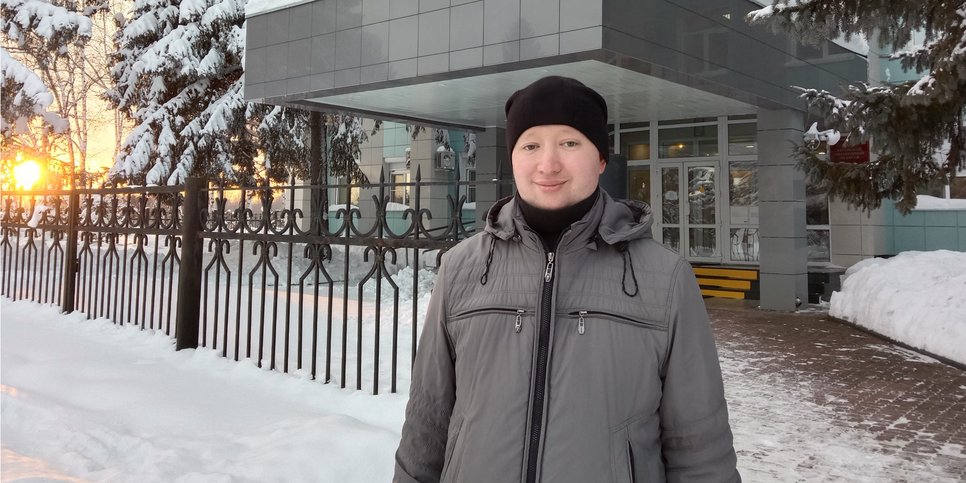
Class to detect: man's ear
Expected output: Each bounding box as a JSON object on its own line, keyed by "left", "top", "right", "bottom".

{"left": 598, "top": 157, "right": 607, "bottom": 174}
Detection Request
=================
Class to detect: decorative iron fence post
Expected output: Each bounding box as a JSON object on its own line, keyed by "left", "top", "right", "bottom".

{"left": 175, "top": 177, "right": 204, "bottom": 350}
{"left": 62, "top": 190, "right": 80, "bottom": 313}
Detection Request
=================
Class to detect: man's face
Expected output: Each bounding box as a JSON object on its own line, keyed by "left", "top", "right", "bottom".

{"left": 511, "top": 124, "right": 606, "bottom": 210}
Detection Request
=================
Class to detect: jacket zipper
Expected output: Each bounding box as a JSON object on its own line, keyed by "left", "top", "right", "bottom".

{"left": 525, "top": 250, "right": 555, "bottom": 483}
{"left": 450, "top": 307, "right": 531, "bottom": 334}
{"left": 569, "top": 310, "right": 667, "bottom": 334}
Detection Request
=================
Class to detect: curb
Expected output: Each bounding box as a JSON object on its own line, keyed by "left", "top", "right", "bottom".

{"left": 827, "top": 315, "right": 966, "bottom": 372}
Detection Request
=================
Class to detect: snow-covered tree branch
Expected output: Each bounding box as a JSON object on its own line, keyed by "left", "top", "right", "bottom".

{"left": 749, "top": 1, "right": 966, "bottom": 213}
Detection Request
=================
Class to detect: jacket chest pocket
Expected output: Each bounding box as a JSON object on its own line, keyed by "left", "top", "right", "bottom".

{"left": 567, "top": 310, "right": 666, "bottom": 335}
{"left": 450, "top": 307, "right": 534, "bottom": 334}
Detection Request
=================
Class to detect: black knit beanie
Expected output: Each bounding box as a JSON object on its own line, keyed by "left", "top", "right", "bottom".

{"left": 504, "top": 76, "right": 609, "bottom": 161}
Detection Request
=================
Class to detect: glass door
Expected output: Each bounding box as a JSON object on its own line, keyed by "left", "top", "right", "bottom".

{"left": 685, "top": 162, "right": 720, "bottom": 261}
{"left": 627, "top": 163, "right": 653, "bottom": 206}
{"left": 658, "top": 162, "right": 721, "bottom": 262}
{"left": 660, "top": 165, "right": 682, "bottom": 253}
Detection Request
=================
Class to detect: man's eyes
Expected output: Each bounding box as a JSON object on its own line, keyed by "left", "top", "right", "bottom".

{"left": 520, "top": 140, "right": 579, "bottom": 150}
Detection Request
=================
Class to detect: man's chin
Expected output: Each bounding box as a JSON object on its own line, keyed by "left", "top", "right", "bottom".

{"left": 522, "top": 196, "right": 572, "bottom": 211}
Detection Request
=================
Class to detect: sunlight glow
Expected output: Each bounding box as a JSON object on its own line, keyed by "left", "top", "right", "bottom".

{"left": 13, "top": 160, "right": 42, "bottom": 190}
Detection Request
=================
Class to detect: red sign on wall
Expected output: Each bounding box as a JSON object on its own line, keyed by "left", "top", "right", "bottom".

{"left": 829, "top": 142, "right": 870, "bottom": 164}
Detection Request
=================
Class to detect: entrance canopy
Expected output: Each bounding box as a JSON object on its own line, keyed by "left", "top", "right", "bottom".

{"left": 296, "top": 60, "right": 756, "bottom": 129}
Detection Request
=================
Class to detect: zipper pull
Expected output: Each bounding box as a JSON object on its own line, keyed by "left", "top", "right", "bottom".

{"left": 515, "top": 309, "right": 524, "bottom": 333}
{"left": 544, "top": 252, "right": 555, "bottom": 282}
{"left": 577, "top": 310, "right": 586, "bottom": 335}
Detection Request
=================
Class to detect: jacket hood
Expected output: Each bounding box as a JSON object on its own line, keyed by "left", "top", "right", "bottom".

{"left": 484, "top": 191, "right": 653, "bottom": 246}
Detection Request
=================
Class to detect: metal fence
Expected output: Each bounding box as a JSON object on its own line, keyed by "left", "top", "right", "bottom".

{"left": 1, "top": 167, "right": 507, "bottom": 394}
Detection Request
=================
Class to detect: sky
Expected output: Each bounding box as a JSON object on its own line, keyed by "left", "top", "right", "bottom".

{"left": 2, "top": 249, "right": 965, "bottom": 481}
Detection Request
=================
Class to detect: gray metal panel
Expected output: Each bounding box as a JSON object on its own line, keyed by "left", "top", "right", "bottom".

{"left": 391, "top": 0, "right": 419, "bottom": 17}
{"left": 483, "top": 41, "right": 520, "bottom": 65}
{"left": 246, "top": 81, "right": 265, "bottom": 99}
{"left": 758, "top": 164, "right": 805, "bottom": 202}
{"left": 389, "top": 16, "right": 419, "bottom": 60}
{"left": 420, "top": 0, "right": 449, "bottom": 12}
{"left": 451, "top": 2, "right": 484, "bottom": 51}
{"left": 363, "top": 0, "right": 390, "bottom": 25}
{"left": 247, "top": 14, "right": 269, "bottom": 49}
{"left": 313, "top": 0, "right": 337, "bottom": 34}
{"left": 264, "top": 10, "right": 288, "bottom": 46}
{"left": 520, "top": 34, "right": 558, "bottom": 61}
{"left": 289, "top": 3, "right": 314, "bottom": 40}
{"left": 484, "top": 0, "right": 521, "bottom": 44}
{"left": 311, "top": 71, "right": 335, "bottom": 90}
{"left": 560, "top": 26, "right": 601, "bottom": 54}
{"left": 264, "top": 79, "right": 287, "bottom": 98}
{"left": 560, "top": 0, "right": 601, "bottom": 31}
{"left": 311, "top": 33, "right": 337, "bottom": 74}
{"left": 288, "top": 75, "right": 311, "bottom": 95}
{"left": 246, "top": 46, "right": 268, "bottom": 83}
{"left": 418, "top": 53, "right": 449, "bottom": 75}
{"left": 361, "top": 63, "right": 390, "bottom": 84}
{"left": 287, "top": 38, "right": 312, "bottom": 78}
{"left": 521, "top": 0, "right": 559, "bottom": 38}
{"left": 265, "top": 43, "right": 288, "bottom": 82}
{"left": 361, "top": 21, "right": 390, "bottom": 65}
{"left": 335, "top": 27, "right": 362, "bottom": 69}
{"left": 389, "top": 58, "right": 418, "bottom": 79}
{"left": 450, "top": 47, "right": 484, "bottom": 71}
{"left": 418, "top": 9, "right": 450, "bottom": 56}
{"left": 337, "top": 0, "right": 363, "bottom": 30}
{"left": 334, "top": 67, "right": 361, "bottom": 87}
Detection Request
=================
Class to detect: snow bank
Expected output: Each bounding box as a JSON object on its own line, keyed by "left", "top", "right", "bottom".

{"left": 913, "top": 194, "right": 966, "bottom": 210}
{"left": 829, "top": 250, "right": 966, "bottom": 365}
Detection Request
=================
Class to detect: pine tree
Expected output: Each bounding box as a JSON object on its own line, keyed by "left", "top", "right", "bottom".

{"left": 749, "top": 1, "right": 966, "bottom": 213}
{"left": 108, "top": 0, "right": 291, "bottom": 186}
{"left": 107, "top": 0, "right": 375, "bottom": 188}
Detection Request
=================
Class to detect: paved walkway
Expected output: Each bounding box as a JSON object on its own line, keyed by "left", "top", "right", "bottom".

{"left": 706, "top": 299, "right": 966, "bottom": 480}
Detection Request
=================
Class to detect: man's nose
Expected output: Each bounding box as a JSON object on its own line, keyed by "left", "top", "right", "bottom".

{"left": 536, "top": 145, "right": 562, "bottom": 173}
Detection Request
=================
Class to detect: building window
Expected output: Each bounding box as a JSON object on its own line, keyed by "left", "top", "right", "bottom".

{"left": 728, "top": 122, "right": 757, "bottom": 155}
{"left": 390, "top": 171, "right": 410, "bottom": 205}
{"left": 466, "top": 169, "right": 476, "bottom": 203}
{"left": 658, "top": 124, "right": 718, "bottom": 158}
{"left": 335, "top": 180, "right": 359, "bottom": 207}
{"left": 622, "top": 130, "right": 650, "bottom": 160}
{"left": 806, "top": 180, "right": 831, "bottom": 263}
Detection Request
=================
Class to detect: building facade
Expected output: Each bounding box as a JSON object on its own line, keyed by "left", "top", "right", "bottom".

{"left": 243, "top": 0, "right": 876, "bottom": 310}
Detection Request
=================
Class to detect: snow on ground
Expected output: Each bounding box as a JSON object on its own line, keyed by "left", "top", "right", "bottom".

{"left": 3, "top": 243, "right": 964, "bottom": 482}
{"left": 3, "top": 284, "right": 964, "bottom": 481}
{"left": 1, "top": 300, "right": 405, "bottom": 482}
{"left": 830, "top": 250, "right": 966, "bottom": 365}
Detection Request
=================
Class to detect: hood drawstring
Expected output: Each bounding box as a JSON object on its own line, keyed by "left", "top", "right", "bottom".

{"left": 480, "top": 234, "right": 497, "bottom": 285}
{"left": 616, "top": 241, "right": 639, "bottom": 297}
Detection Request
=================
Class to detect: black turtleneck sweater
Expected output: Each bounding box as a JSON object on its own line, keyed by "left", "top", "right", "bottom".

{"left": 517, "top": 188, "right": 600, "bottom": 250}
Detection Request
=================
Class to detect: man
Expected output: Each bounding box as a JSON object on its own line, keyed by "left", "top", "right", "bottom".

{"left": 395, "top": 76, "right": 740, "bottom": 482}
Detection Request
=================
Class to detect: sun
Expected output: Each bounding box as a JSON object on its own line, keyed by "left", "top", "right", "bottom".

{"left": 13, "top": 160, "right": 42, "bottom": 190}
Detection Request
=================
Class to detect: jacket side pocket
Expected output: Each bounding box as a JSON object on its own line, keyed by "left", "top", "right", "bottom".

{"left": 612, "top": 413, "right": 663, "bottom": 483}
{"left": 610, "top": 426, "right": 632, "bottom": 483}
{"left": 626, "top": 439, "right": 636, "bottom": 483}
{"left": 440, "top": 415, "right": 465, "bottom": 482}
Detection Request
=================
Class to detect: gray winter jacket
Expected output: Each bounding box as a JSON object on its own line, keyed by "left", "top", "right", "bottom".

{"left": 394, "top": 191, "right": 739, "bottom": 483}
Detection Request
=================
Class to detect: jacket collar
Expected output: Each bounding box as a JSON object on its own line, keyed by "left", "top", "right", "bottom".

{"left": 484, "top": 190, "right": 653, "bottom": 250}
